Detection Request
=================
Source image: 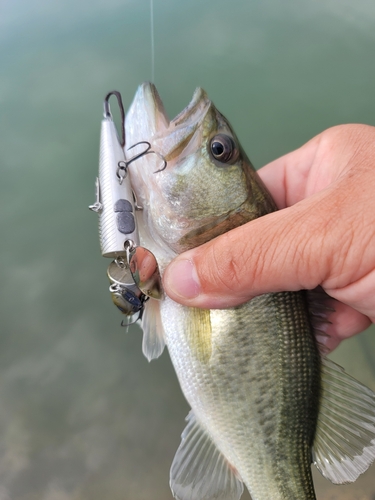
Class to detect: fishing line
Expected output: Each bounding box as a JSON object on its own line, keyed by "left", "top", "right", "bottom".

{"left": 150, "top": 0, "right": 155, "bottom": 82}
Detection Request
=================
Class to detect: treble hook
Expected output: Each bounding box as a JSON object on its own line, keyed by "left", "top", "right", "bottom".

{"left": 127, "top": 141, "right": 153, "bottom": 166}
{"left": 104, "top": 91, "right": 167, "bottom": 179}
{"left": 117, "top": 141, "right": 167, "bottom": 183}
{"left": 127, "top": 141, "right": 167, "bottom": 173}
{"left": 121, "top": 312, "right": 141, "bottom": 329}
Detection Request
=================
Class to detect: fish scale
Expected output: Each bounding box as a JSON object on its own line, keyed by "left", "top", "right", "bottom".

{"left": 160, "top": 291, "right": 319, "bottom": 500}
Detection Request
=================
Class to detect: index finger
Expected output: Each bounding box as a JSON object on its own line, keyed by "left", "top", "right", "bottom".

{"left": 256, "top": 133, "right": 322, "bottom": 209}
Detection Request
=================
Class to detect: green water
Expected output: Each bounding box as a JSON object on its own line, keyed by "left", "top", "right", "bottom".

{"left": 1, "top": 0, "right": 375, "bottom": 498}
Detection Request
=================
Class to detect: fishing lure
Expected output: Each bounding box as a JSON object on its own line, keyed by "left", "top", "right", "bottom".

{"left": 89, "top": 91, "right": 163, "bottom": 324}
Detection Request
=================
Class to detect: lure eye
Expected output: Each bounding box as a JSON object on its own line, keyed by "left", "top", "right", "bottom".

{"left": 209, "top": 134, "right": 238, "bottom": 164}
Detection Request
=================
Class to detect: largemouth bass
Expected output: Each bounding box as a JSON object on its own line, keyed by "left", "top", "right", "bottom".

{"left": 123, "top": 83, "right": 375, "bottom": 500}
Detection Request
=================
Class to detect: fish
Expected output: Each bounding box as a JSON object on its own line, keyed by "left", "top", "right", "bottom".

{"left": 124, "top": 82, "right": 375, "bottom": 500}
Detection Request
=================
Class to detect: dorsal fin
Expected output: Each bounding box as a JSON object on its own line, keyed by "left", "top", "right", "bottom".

{"left": 307, "top": 287, "right": 335, "bottom": 353}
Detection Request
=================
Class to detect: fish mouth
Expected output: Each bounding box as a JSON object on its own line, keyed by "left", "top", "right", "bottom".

{"left": 125, "top": 82, "right": 212, "bottom": 161}
{"left": 126, "top": 82, "right": 169, "bottom": 136}
{"left": 170, "top": 85, "right": 211, "bottom": 128}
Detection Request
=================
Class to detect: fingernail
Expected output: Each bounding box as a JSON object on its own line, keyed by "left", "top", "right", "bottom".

{"left": 164, "top": 258, "right": 201, "bottom": 299}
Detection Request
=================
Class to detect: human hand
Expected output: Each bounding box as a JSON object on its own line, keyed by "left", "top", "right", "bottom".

{"left": 163, "top": 124, "right": 375, "bottom": 351}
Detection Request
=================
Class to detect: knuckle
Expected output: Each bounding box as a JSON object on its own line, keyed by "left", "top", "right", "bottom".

{"left": 199, "top": 231, "right": 251, "bottom": 295}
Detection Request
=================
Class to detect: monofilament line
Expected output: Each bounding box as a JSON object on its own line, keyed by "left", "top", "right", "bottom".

{"left": 150, "top": 0, "right": 155, "bottom": 82}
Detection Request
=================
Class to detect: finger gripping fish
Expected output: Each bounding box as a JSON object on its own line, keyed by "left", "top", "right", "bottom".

{"left": 111, "top": 83, "right": 375, "bottom": 500}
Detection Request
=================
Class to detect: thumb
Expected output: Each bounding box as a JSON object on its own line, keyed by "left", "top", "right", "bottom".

{"left": 163, "top": 191, "right": 337, "bottom": 309}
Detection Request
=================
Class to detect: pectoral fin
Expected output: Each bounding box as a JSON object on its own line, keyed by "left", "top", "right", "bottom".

{"left": 141, "top": 298, "right": 165, "bottom": 361}
{"left": 170, "top": 411, "right": 244, "bottom": 500}
{"left": 313, "top": 356, "right": 375, "bottom": 483}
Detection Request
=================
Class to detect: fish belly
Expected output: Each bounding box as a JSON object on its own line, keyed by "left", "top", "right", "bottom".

{"left": 162, "top": 291, "right": 320, "bottom": 500}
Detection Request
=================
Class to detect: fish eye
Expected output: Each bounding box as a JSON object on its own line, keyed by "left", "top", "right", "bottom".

{"left": 209, "top": 134, "right": 238, "bottom": 164}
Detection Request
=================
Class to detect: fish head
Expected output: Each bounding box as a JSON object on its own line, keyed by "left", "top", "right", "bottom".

{"left": 125, "top": 82, "right": 276, "bottom": 258}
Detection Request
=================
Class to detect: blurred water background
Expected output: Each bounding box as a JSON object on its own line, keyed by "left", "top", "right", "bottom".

{"left": 1, "top": 0, "right": 375, "bottom": 498}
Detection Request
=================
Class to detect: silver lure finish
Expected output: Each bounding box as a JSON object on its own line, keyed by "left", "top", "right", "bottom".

{"left": 90, "top": 93, "right": 139, "bottom": 258}
{"left": 90, "top": 92, "right": 165, "bottom": 324}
